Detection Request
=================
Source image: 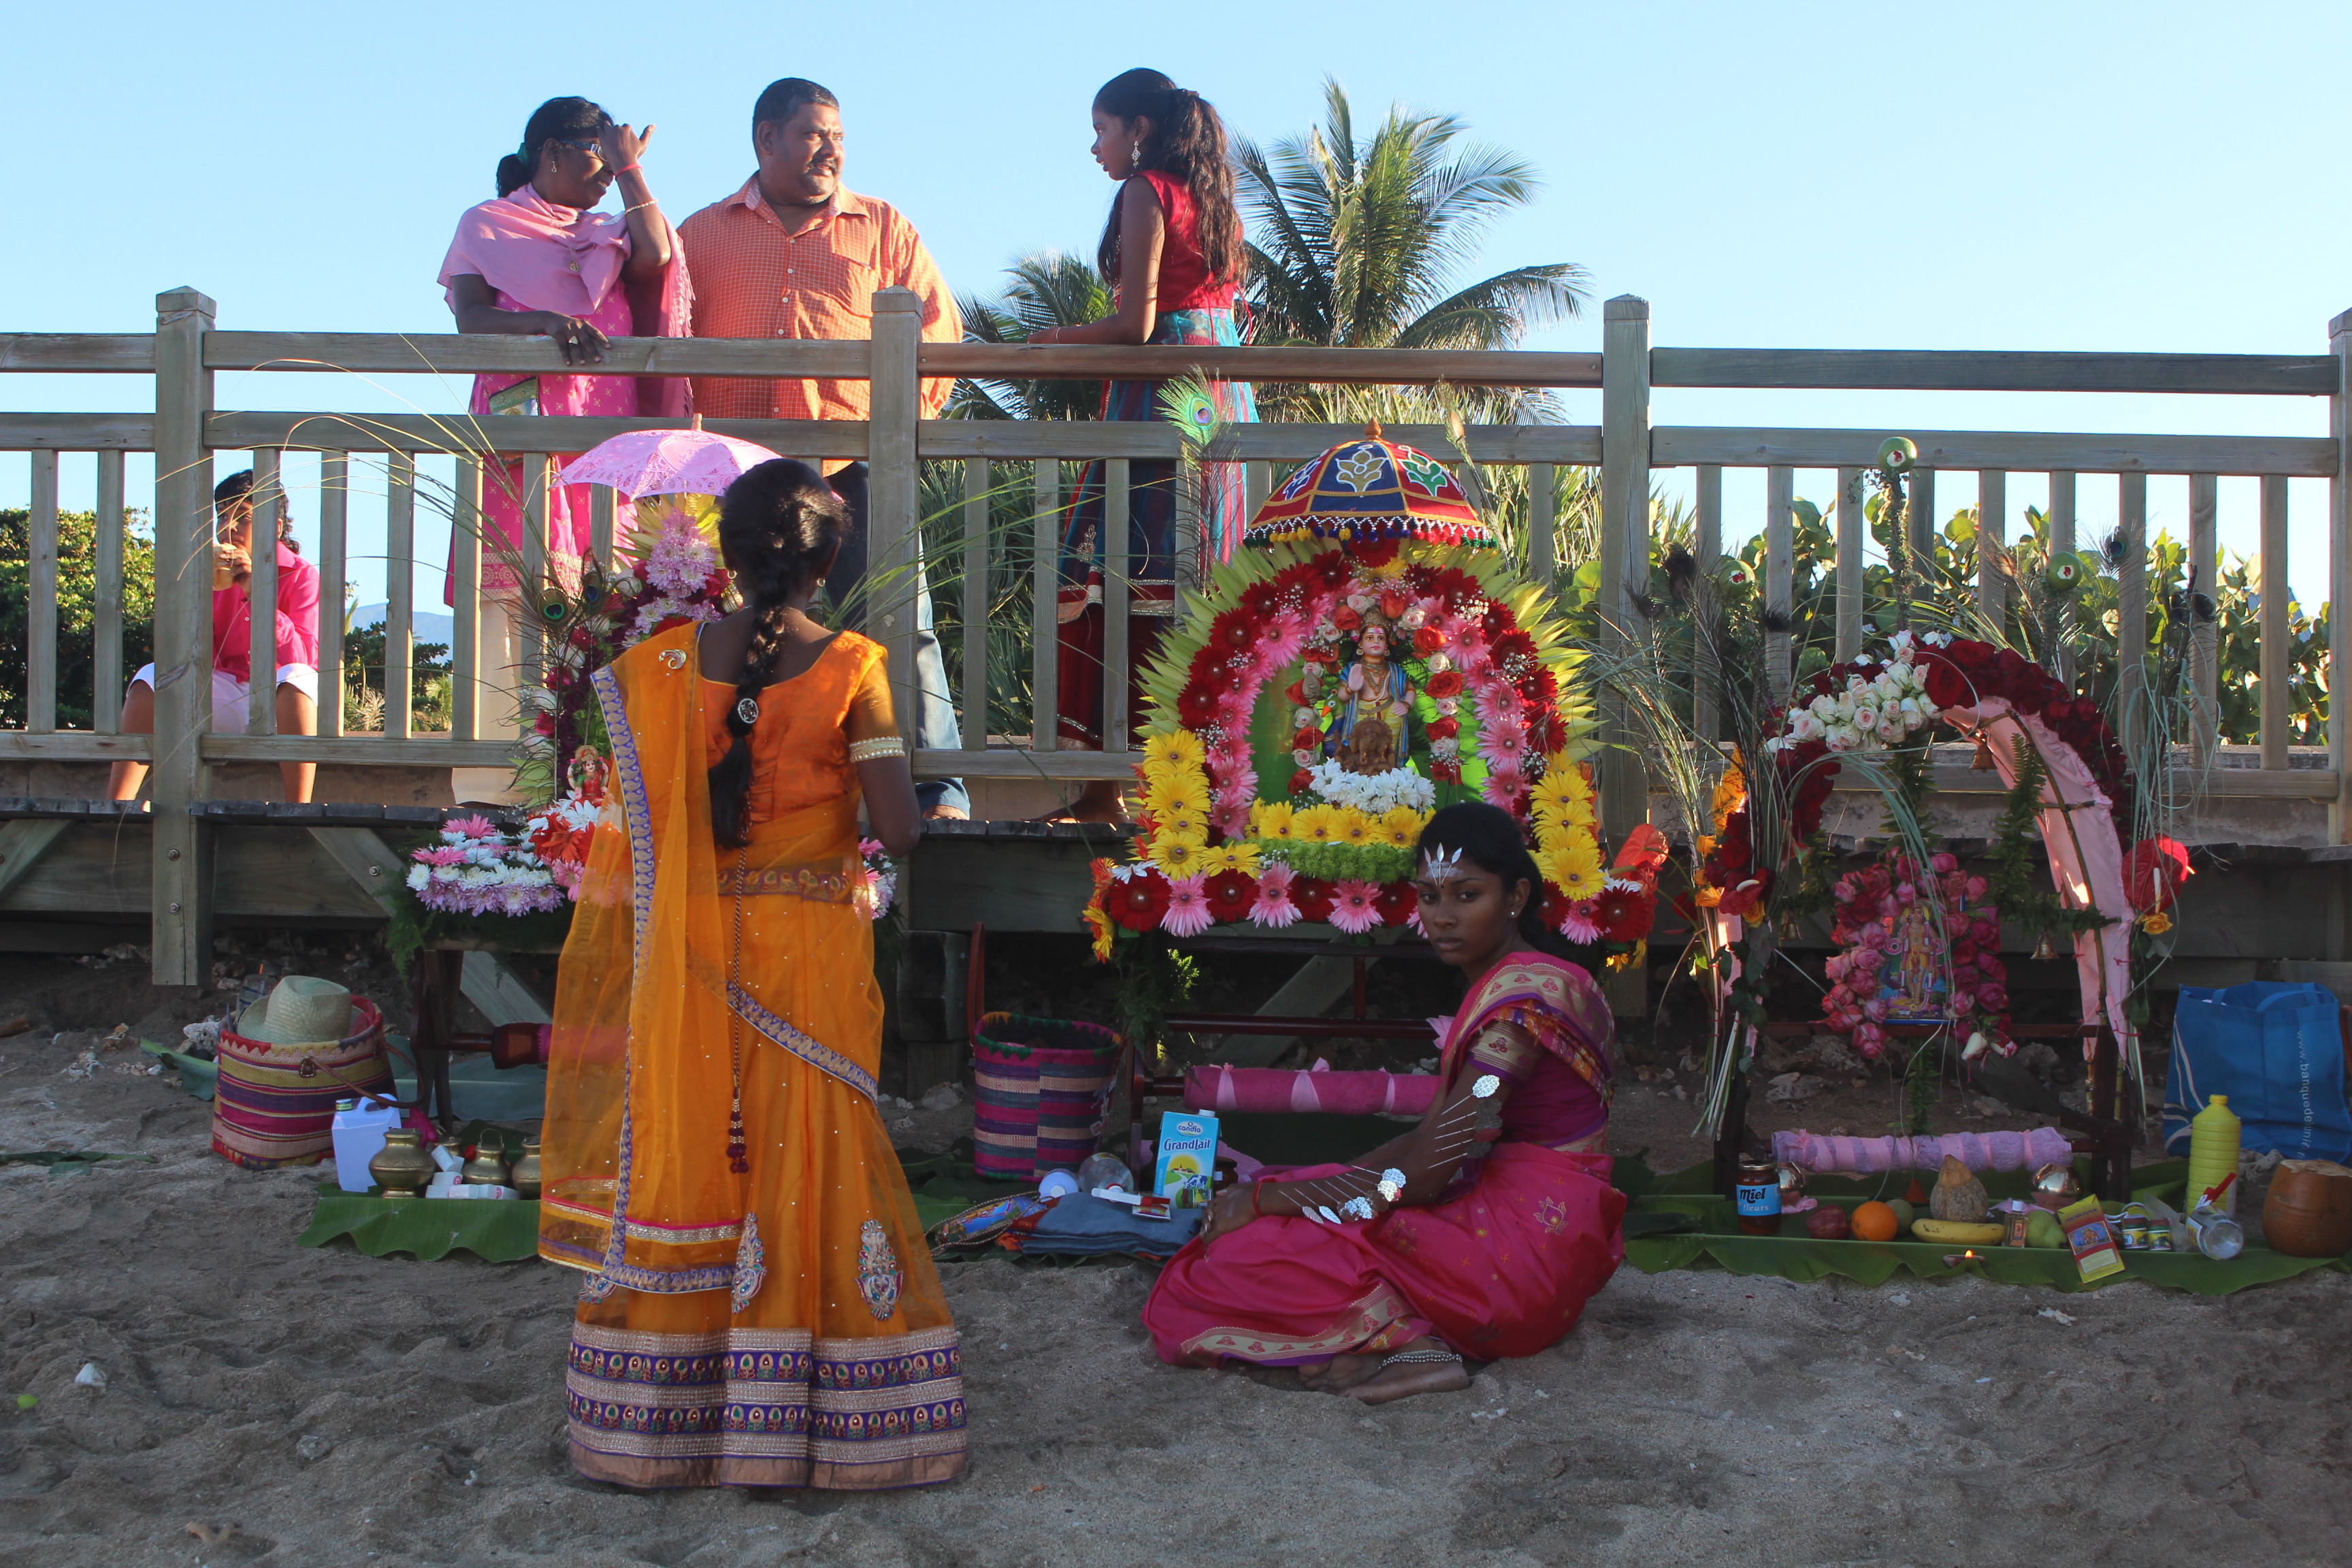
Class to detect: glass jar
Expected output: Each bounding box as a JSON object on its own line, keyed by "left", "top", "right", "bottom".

{"left": 1735, "top": 1156, "right": 1784, "bottom": 1236}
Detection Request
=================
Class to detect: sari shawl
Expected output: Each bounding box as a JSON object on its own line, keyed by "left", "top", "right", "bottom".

{"left": 539, "top": 625, "right": 964, "bottom": 1490}
{"left": 1142, "top": 953, "right": 1625, "bottom": 1367}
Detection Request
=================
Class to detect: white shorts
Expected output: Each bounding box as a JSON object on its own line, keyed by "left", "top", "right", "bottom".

{"left": 131, "top": 664, "right": 319, "bottom": 733}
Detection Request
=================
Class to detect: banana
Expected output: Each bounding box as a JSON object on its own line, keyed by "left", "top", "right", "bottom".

{"left": 1911, "top": 1219, "right": 2006, "bottom": 1245}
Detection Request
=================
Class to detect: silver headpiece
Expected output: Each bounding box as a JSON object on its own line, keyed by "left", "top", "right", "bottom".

{"left": 1419, "top": 845, "right": 1467, "bottom": 882}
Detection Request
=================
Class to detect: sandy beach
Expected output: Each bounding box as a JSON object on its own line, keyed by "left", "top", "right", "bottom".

{"left": 3, "top": 951, "right": 2349, "bottom": 1567}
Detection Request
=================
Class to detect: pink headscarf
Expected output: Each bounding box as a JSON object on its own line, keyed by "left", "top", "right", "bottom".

{"left": 438, "top": 185, "right": 694, "bottom": 419}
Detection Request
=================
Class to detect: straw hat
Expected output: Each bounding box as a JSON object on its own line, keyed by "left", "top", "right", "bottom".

{"left": 238, "top": 975, "right": 357, "bottom": 1047}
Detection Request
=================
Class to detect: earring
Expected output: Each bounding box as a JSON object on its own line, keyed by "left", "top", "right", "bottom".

{"left": 1130, "top": 142, "right": 1143, "bottom": 165}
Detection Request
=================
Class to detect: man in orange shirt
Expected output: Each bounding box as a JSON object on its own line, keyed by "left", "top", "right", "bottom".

{"left": 680, "top": 77, "right": 968, "bottom": 817}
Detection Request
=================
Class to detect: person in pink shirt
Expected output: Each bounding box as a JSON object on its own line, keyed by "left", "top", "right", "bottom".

{"left": 110, "top": 470, "right": 323, "bottom": 803}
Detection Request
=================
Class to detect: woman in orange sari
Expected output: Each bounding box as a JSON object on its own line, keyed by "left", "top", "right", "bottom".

{"left": 539, "top": 459, "right": 965, "bottom": 1489}
{"left": 1143, "top": 801, "right": 1624, "bottom": 1403}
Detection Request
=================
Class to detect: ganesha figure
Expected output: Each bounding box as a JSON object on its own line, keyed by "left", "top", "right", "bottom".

{"left": 1330, "top": 620, "right": 1414, "bottom": 774}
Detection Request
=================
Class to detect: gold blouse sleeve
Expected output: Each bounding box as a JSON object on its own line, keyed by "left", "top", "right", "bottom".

{"left": 843, "top": 656, "right": 901, "bottom": 745}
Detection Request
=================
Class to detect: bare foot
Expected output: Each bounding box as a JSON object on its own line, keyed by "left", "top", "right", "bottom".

{"left": 1348, "top": 1356, "right": 1469, "bottom": 1405}
{"left": 1302, "top": 1352, "right": 1384, "bottom": 1393}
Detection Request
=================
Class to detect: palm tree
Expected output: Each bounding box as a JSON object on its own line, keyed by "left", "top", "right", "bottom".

{"left": 951, "top": 252, "right": 1111, "bottom": 422}
{"left": 1240, "top": 78, "right": 1588, "bottom": 421}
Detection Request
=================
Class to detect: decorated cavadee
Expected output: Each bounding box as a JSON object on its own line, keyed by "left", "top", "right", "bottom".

{"left": 1144, "top": 801, "right": 1627, "bottom": 1405}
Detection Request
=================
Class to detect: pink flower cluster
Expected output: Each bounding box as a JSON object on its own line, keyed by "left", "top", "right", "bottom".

{"left": 1820, "top": 852, "right": 2013, "bottom": 1060}
{"left": 405, "top": 814, "right": 567, "bottom": 918}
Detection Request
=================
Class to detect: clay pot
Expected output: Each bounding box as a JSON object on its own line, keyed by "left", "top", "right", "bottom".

{"left": 369, "top": 1129, "right": 434, "bottom": 1198}
{"left": 2262, "top": 1160, "right": 2352, "bottom": 1258}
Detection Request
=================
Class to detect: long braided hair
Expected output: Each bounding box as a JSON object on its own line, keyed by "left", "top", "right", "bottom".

{"left": 707, "top": 459, "right": 849, "bottom": 848}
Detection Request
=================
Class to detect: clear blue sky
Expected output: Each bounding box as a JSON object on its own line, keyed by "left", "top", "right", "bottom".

{"left": 10, "top": 0, "right": 2349, "bottom": 607}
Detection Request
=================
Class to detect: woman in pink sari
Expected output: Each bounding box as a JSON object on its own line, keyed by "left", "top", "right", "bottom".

{"left": 440, "top": 96, "right": 693, "bottom": 604}
{"left": 1143, "top": 801, "right": 1626, "bottom": 1403}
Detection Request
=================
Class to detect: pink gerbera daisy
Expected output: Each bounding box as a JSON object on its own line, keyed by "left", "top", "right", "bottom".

{"left": 1557, "top": 900, "right": 1603, "bottom": 944}
{"left": 1327, "top": 878, "right": 1384, "bottom": 935}
{"left": 1160, "top": 875, "right": 1215, "bottom": 938}
{"left": 1249, "top": 863, "right": 1301, "bottom": 929}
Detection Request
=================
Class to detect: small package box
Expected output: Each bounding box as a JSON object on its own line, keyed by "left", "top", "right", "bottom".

{"left": 2058, "top": 1195, "right": 2127, "bottom": 1284}
{"left": 1153, "top": 1111, "right": 1220, "bottom": 1207}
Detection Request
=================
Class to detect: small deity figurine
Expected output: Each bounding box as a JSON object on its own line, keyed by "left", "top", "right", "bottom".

{"left": 1893, "top": 898, "right": 1938, "bottom": 1013}
{"left": 1330, "top": 621, "right": 1414, "bottom": 774}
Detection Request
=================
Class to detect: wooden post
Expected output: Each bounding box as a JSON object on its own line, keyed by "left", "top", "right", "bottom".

{"left": 519, "top": 453, "right": 550, "bottom": 715}
{"left": 1030, "top": 460, "right": 1060, "bottom": 755}
{"left": 95, "top": 450, "right": 125, "bottom": 732}
{"left": 2117, "top": 470, "right": 2149, "bottom": 760}
{"left": 2260, "top": 474, "right": 2289, "bottom": 770}
{"left": 1529, "top": 462, "right": 1557, "bottom": 587}
{"left": 1908, "top": 467, "right": 1936, "bottom": 627}
{"left": 1764, "top": 466, "right": 1794, "bottom": 702}
{"left": 1694, "top": 463, "right": 1722, "bottom": 741}
{"left": 2048, "top": 470, "right": 2078, "bottom": 683}
{"left": 150, "top": 287, "right": 217, "bottom": 989}
{"left": 385, "top": 452, "right": 415, "bottom": 741}
{"left": 1834, "top": 465, "right": 1864, "bottom": 664}
{"left": 244, "top": 448, "right": 280, "bottom": 736}
{"left": 589, "top": 485, "right": 616, "bottom": 574}
{"left": 1977, "top": 468, "right": 2008, "bottom": 630}
{"left": 451, "top": 457, "right": 480, "bottom": 742}
{"left": 2187, "top": 472, "right": 2219, "bottom": 762}
{"left": 1599, "top": 295, "right": 1651, "bottom": 1016}
{"left": 961, "top": 456, "right": 989, "bottom": 753}
{"left": 2332, "top": 310, "right": 2352, "bottom": 843}
{"left": 26, "top": 451, "right": 58, "bottom": 734}
{"left": 1599, "top": 296, "right": 1651, "bottom": 845}
{"left": 317, "top": 451, "right": 347, "bottom": 739}
{"left": 866, "top": 289, "right": 922, "bottom": 744}
{"left": 1102, "top": 459, "right": 1132, "bottom": 755}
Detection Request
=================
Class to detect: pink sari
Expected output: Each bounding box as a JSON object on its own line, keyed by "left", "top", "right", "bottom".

{"left": 438, "top": 188, "right": 695, "bottom": 597}
{"left": 1143, "top": 953, "right": 1626, "bottom": 1367}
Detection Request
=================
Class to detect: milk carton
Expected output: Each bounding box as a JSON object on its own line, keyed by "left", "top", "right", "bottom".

{"left": 1153, "top": 1111, "right": 1219, "bottom": 1207}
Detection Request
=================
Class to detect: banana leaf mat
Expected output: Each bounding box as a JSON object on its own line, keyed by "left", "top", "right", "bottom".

{"left": 1621, "top": 1157, "right": 2350, "bottom": 1296}
{"left": 298, "top": 1186, "right": 542, "bottom": 1263}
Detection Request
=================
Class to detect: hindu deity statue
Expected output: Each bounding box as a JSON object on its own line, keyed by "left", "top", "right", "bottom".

{"left": 1893, "top": 898, "right": 1938, "bottom": 1013}
{"left": 1329, "top": 618, "right": 1414, "bottom": 774}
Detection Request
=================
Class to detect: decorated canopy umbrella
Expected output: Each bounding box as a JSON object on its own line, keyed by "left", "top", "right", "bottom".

{"left": 556, "top": 416, "right": 782, "bottom": 502}
{"left": 1243, "top": 422, "right": 1492, "bottom": 549}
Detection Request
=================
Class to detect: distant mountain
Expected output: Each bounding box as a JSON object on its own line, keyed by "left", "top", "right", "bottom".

{"left": 350, "top": 604, "right": 457, "bottom": 647}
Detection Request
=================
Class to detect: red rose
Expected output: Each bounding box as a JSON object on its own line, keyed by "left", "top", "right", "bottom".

{"left": 1204, "top": 870, "right": 1257, "bottom": 925}
{"left": 1105, "top": 870, "right": 1173, "bottom": 932}
{"left": 1426, "top": 670, "right": 1466, "bottom": 698}
{"left": 1289, "top": 768, "right": 1313, "bottom": 795}
{"left": 1412, "top": 625, "right": 1446, "bottom": 655}
{"left": 1286, "top": 680, "right": 1311, "bottom": 706}
{"left": 1426, "top": 717, "right": 1460, "bottom": 740}
{"left": 1292, "top": 877, "right": 1336, "bottom": 924}
{"left": 1378, "top": 590, "right": 1409, "bottom": 621}
{"left": 1292, "top": 726, "right": 1326, "bottom": 752}
{"left": 1429, "top": 761, "right": 1463, "bottom": 784}
{"left": 1333, "top": 605, "right": 1364, "bottom": 632}
{"left": 1375, "top": 881, "right": 1418, "bottom": 926}
{"left": 1921, "top": 656, "right": 1974, "bottom": 711}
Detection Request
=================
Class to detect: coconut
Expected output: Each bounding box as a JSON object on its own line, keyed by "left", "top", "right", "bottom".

{"left": 1929, "top": 1155, "right": 1991, "bottom": 1223}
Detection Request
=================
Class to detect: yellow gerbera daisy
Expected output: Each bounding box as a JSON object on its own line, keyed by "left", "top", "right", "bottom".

{"left": 1150, "top": 832, "right": 1209, "bottom": 877}
{"left": 1252, "top": 801, "right": 1295, "bottom": 840}
{"left": 1145, "top": 773, "right": 1210, "bottom": 818}
{"left": 1143, "top": 729, "right": 1207, "bottom": 770}
{"left": 1083, "top": 903, "right": 1115, "bottom": 963}
{"left": 1335, "top": 809, "right": 1377, "bottom": 848}
{"left": 1530, "top": 763, "right": 1593, "bottom": 823}
{"left": 1544, "top": 840, "right": 1607, "bottom": 900}
{"left": 1198, "top": 841, "right": 1262, "bottom": 877}
{"left": 1156, "top": 804, "right": 1209, "bottom": 842}
{"left": 1377, "top": 806, "right": 1422, "bottom": 849}
{"left": 1292, "top": 804, "right": 1343, "bottom": 845}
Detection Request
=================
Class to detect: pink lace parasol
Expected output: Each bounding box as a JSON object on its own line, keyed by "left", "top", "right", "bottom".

{"left": 556, "top": 421, "right": 783, "bottom": 501}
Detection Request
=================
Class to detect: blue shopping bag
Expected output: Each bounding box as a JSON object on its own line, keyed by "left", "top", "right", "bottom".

{"left": 2163, "top": 982, "right": 2352, "bottom": 1162}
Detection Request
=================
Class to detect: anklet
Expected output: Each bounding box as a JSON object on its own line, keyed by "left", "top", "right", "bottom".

{"left": 1379, "top": 1349, "right": 1460, "bottom": 1368}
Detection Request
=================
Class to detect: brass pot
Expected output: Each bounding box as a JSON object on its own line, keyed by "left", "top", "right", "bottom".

{"left": 369, "top": 1129, "right": 434, "bottom": 1198}
{"left": 461, "top": 1141, "right": 509, "bottom": 1188}
{"left": 510, "top": 1137, "right": 542, "bottom": 1200}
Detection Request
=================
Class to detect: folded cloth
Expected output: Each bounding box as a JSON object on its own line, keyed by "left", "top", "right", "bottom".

{"left": 1001, "top": 1194, "right": 1203, "bottom": 1259}
{"left": 1772, "top": 1127, "right": 2073, "bottom": 1174}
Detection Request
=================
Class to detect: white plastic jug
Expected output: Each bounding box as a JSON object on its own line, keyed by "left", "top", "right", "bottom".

{"left": 330, "top": 1097, "right": 402, "bottom": 1193}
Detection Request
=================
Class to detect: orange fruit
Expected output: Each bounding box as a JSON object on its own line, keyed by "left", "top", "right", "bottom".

{"left": 1850, "top": 1200, "right": 1900, "bottom": 1243}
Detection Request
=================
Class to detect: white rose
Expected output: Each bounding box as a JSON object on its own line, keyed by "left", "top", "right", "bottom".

{"left": 1426, "top": 653, "right": 1452, "bottom": 674}
{"left": 1810, "top": 695, "right": 1836, "bottom": 719}
{"left": 1852, "top": 704, "right": 1880, "bottom": 732}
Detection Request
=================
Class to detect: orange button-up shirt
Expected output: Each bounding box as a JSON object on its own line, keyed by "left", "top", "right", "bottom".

{"left": 678, "top": 176, "right": 960, "bottom": 428}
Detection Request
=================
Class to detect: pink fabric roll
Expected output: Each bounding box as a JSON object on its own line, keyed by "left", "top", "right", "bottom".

{"left": 1771, "top": 1126, "right": 2073, "bottom": 1174}
{"left": 1184, "top": 1061, "right": 1442, "bottom": 1117}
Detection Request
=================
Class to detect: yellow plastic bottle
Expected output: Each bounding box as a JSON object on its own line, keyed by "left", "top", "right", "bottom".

{"left": 2187, "top": 1094, "right": 2243, "bottom": 1215}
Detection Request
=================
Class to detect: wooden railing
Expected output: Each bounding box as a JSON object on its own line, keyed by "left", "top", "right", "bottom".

{"left": 3, "top": 287, "right": 2348, "bottom": 985}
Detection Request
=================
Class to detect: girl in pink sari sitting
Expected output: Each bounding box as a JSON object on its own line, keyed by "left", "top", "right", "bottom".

{"left": 440, "top": 96, "right": 692, "bottom": 605}
{"left": 1143, "top": 801, "right": 1626, "bottom": 1403}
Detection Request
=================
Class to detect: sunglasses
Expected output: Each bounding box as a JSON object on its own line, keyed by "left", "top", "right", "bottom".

{"left": 551, "top": 138, "right": 606, "bottom": 164}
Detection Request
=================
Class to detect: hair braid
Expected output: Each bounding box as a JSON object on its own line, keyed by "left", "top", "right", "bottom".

{"left": 706, "top": 459, "right": 849, "bottom": 848}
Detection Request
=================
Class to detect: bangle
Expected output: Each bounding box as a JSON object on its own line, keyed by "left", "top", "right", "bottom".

{"left": 846, "top": 735, "right": 906, "bottom": 764}
{"left": 623, "top": 200, "right": 657, "bottom": 214}
{"left": 611, "top": 161, "right": 641, "bottom": 176}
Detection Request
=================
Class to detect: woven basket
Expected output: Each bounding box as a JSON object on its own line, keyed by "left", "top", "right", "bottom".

{"left": 211, "top": 996, "right": 392, "bottom": 1170}
{"left": 970, "top": 1012, "right": 1124, "bottom": 1181}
